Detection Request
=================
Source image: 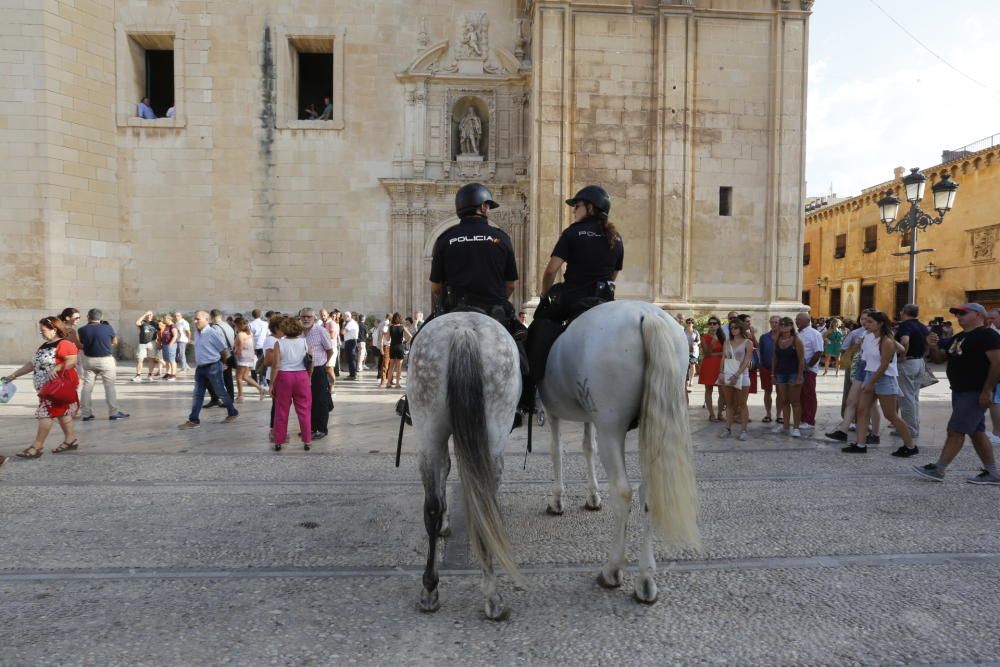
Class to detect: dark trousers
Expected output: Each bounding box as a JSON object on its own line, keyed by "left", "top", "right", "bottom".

{"left": 252, "top": 348, "right": 263, "bottom": 382}
{"left": 206, "top": 366, "right": 235, "bottom": 404}
{"left": 310, "top": 366, "right": 333, "bottom": 434}
{"left": 343, "top": 339, "right": 358, "bottom": 377}
{"left": 189, "top": 362, "right": 237, "bottom": 423}
{"left": 801, "top": 370, "right": 818, "bottom": 426}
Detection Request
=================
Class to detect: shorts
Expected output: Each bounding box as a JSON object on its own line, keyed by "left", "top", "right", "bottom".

{"left": 947, "top": 391, "right": 987, "bottom": 435}
{"left": 774, "top": 373, "right": 800, "bottom": 385}
{"left": 326, "top": 349, "right": 339, "bottom": 367}
{"left": 136, "top": 341, "right": 157, "bottom": 360}
{"left": 852, "top": 359, "right": 867, "bottom": 383}
{"left": 758, "top": 367, "right": 773, "bottom": 391}
{"left": 862, "top": 370, "right": 898, "bottom": 396}
{"left": 717, "top": 372, "right": 750, "bottom": 389}
{"left": 161, "top": 343, "right": 177, "bottom": 361}
{"left": 237, "top": 359, "right": 255, "bottom": 368}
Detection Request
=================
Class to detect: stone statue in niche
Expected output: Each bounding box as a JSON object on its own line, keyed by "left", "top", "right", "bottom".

{"left": 458, "top": 107, "right": 482, "bottom": 156}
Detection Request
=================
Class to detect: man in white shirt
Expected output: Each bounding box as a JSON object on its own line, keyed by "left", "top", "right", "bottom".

{"left": 342, "top": 311, "right": 360, "bottom": 380}
{"left": 248, "top": 309, "right": 269, "bottom": 383}
{"left": 299, "top": 308, "right": 335, "bottom": 438}
{"left": 796, "top": 312, "right": 825, "bottom": 429}
{"left": 173, "top": 312, "right": 192, "bottom": 373}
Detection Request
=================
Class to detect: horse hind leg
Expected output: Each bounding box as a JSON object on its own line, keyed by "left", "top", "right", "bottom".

{"left": 419, "top": 443, "right": 448, "bottom": 613}
{"left": 546, "top": 415, "right": 565, "bottom": 515}
{"left": 479, "top": 541, "right": 509, "bottom": 621}
{"left": 439, "top": 455, "right": 452, "bottom": 538}
{"left": 633, "top": 480, "right": 659, "bottom": 604}
{"left": 596, "top": 428, "right": 631, "bottom": 590}
{"left": 582, "top": 422, "right": 602, "bottom": 511}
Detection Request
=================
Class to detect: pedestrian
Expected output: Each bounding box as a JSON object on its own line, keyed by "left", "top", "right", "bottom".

{"left": 379, "top": 313, "right": 392, "bottom": 383}
{"left": 2, "top": 316, "right": 80, "bottom": 458}
{"left": 58, "top": 307, "right": 82, "bottom": 349}
{"left": 826, "top": 311, "right": 882, "bottom": 444}
{"left": 178, "top": 310, "right": 238, "bottom": 429}
{"left": 821, "top": 318, "right": 844, "bottom": 376}
{"left": 158, "top": 315, "right": 178, "bottom": 380}
{"left": 415, "top": 312, "right": 425, "bottom": 330}
{"left": 700, "top": 317, "right": 724, "bottom": 422}
{"left": 716, "top": 319, "right": 754, "bottom": 441}
{"left": 842, "top": 310, "right": 915, "bottom": 455}
{"left": 913, "top": 303, "right": 1000, "bottom": 484}
{"left": 173, "top": 312, "right": 192, "bottom": 373}
{"left": 683, "top": 318, "right": 699, "bottom": 387}
{"left": 299, "top": 308, "right": 335, "bottom": 439}
{"left": 233, "top": 317, "right": 265, "bottom": 401}
{"left": 248, "top": 309, "right": 269, "bottom": 383}
{"left": 342, "top": 311, "right": 359, "bottom": 379}
{"left": 356, "top": 314, "right": 369, "bottom": 371}
{"left": 257, "top": 315, "right": 284, "bottom": 443}
{"left": 77, "top": 308, "right": 129, "bottom": 422}
{"left": 270, "top": 315, "right": 313, "bottom": 451}
{"left": 758, "top": 315, "right": 780, "bottom": 423}
{"left": 133, "top": 310, "right": 158, "bottom": 382}
{"left": 385, "top": 312, "right": 412, "bottom": 388}
{"left": 322, "top": 308, "right": 340, "bottom": 389}
{"left": 989, "top": 307, "right": 1000, "bottom": 445}
{"left": 895, "top": 303, "right": 927, "bottom": 439}
{"left": 738, "top": 314, "right": 760, "bottom": 403}
{"left": 209, "top": 309, "right": 237, "bottom": 402}
{"left": 795, "top": 312, "right": 824, "bottom": 432}
{"left": 771, "top": 316, "right": 804, "bottom": 437}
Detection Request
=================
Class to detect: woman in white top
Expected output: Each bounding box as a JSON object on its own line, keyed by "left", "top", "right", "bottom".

{"left": 270, "top": 316, "right": 314, "bottom": 452}
{"left": 845, "top": 310, "right": 915, "bottom": 455}
{"left": 684, "top": 318, "right": 699, "bottom": 387}
{"left": 233, "top": 317, "right": 265, "bottom": 401}
{"left": 716, "top": 320, "right": 755, "bottom": 441}
{"left": 173, "top": 312, "right": 191, "bottom": 372}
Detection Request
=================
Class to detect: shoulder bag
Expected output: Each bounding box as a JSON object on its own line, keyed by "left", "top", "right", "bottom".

{"left": 718, "top": 342, "right": 741, "bottom": 386}
{"left": 38, "top": 369, "right": 79, "bottom": 404}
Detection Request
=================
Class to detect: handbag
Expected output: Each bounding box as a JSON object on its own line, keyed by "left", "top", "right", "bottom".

{"left": 917, "top": 360, "right": 938, "bottom": 389}
{"left": 718, "top": 343, "right": 741, "bottom": 386}
{"left": 38, "top": 369, "right": 79, "bottom": 404}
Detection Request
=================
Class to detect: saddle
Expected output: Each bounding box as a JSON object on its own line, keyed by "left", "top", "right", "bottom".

{"left": 527, "top": 281, "right": 614, "bottom": 383}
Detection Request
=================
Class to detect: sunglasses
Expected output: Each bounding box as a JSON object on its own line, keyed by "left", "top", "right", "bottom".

{"left": 708, "top": 322, "right": 720, "bottom": 326}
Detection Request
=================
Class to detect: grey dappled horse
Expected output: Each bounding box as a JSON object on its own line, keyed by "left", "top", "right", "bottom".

{"left": 539, "top": 300, "right": 701, "bottom": 603}
{"left": 406, "top": 312, "right": 526, "bottom": 620}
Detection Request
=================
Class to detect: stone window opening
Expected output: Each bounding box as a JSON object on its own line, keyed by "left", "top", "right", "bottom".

{"left": 834, "top": 233, "right": 847, "bottom": 259}
{"left": 802, "top": 290, "right": 811, "bottom": 307}
{"left": 829, "top": 287, "right": 842, "bottom": 316}
{"left": 863, "top": 225, "right": 877, "bottom": 253}
{"left": 719, "top": 186, "right": 733, "bottom": 216}
{"left": 275, "top": 28, "right": 345, "bottom": 130}
{"left": 860, "top": 284, "right": 876, "bottom": 311}
{"left": 116, "top": 28, "right": 184, "bottom": 127}
{"left": 803, "top": 242, "right": 811, "bottom": 266}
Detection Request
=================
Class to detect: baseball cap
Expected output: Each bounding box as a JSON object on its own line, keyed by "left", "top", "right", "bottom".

{"left": 948, "top": 303, "right": 987, "bottom": 317}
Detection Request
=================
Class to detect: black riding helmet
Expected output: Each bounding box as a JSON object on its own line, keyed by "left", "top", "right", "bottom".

{"left": 455, "top": 182, "right": 499, "bottom": 216}
{"left": 565, "top": 185, "right": 611, "bottom": 215}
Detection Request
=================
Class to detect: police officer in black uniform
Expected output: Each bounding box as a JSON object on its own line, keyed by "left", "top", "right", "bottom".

{"left": 525, "top": 185, "right": 623, "bottom": 405}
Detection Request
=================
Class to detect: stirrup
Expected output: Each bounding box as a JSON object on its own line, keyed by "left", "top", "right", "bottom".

{"left": 395, "top": 395, "right": 412, "bottom": 426}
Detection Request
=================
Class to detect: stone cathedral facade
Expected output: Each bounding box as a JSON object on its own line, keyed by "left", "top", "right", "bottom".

{"left": 0, "top": 0, "right": 814, "bottom": 359}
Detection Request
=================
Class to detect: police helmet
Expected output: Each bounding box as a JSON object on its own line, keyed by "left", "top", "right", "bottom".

{"left": 565, "top": 185, "right": 611, "bottom": 215}
{"left": 455, "top": 183, "right": 499, "bottom": 216}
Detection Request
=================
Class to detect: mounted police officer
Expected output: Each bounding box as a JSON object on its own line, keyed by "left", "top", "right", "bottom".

{"left": 525, "top": 185, "right": 624, "bottom": 407}
{"left": 428, "top": 182, "right": 531, "bottom": 417}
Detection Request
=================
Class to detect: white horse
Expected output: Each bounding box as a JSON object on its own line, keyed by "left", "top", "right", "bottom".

{"left": 538, "top": 300, "right": 701, "bottom": 603}
{"left": 406, "top": 312, "right": 526, "bottom": 620}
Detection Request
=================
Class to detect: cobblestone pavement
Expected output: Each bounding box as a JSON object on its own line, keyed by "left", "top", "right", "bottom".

{"left": 1, "top": 364, "right": 998, "bottom": 666}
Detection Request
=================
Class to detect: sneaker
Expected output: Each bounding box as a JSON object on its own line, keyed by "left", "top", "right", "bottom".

{"left": 912, "top": 463, "right": 944, "bottom": 481}
{"left": 717, "top": 428, "right": 731, "bottom": 439}
{"left": 825, "top": 430, "right": 848, "bottom": 442}
{"left": 312, "top": 431, "right": 328, "bottom": 440}
{"left": 848, "top": 423, "right": 856, "bottom": 432}
{"left": 791, "top": 428, "right": 801, "bottom": 438}
{"left": 841, "top": 443, "right": 868, "bottom": 453}
{"left": 165, "top": 376, "right": 177, "bottom": 382}
{"left": 131, "top": 375, "right": 143, "bottom": 383}
{"left": 890, "top": 445, "right": 919, "bottom": 458}
{"left": 799, "top": 424, "right": 815, "bottom": 432}
{"left": 737, "top": 431, "right": 748, "bottom": 441}
{"left": 109, "top": 411, "right": 130, "bottom": 421}
{"left": 178, "top": 421, "right": 200, "bottom": 429}
{"left": 865, "top": 434, "right": 880, "bottom": 445}
{"left": 82, "top": 415, "right": 95, "bottom": 422}
{"left": 966, "top": 469, "right": 1000, "bottom": 486}
{"left": 222, "top": 415, "right": 238, "bottom": 424}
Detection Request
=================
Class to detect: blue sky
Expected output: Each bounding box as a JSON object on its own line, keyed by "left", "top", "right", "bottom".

{"left": 806, "top": 0, "right": 1000, "bottom": 197}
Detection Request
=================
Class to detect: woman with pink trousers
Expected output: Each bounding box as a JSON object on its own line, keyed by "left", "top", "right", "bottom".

{"left": 269, "top": 316, "right": 313, "bottom": 451}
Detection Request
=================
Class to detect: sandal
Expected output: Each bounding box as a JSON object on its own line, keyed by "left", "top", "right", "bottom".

{"left": 53, "top": 440, "right": 79, "bottom": 454}
{"left": 16, "top": 446, "right": 44, "bottom": 459}
{"left": 708, "top": 415, "right": 720, "bottom": 423}
{"left": 762, "top": 416, "right": 772, "bottom": 423}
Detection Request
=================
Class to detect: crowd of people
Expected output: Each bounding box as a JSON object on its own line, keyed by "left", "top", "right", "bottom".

{"left": 680, "top": 304, "right": 1000, "bottom": 484}
{"left": 0, "top": 306, "right": 426, "bottom": 464}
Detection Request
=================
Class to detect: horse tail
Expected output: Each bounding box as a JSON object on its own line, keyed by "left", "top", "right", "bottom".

{"left": 638, "top": 314, "right": 702, "bottom": 552}
{"left": 447, "top": 328, "right": 525, "bottom": 586}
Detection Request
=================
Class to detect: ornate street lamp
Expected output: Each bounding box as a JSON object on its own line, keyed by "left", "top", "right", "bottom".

{"left": 875, "top": 168, "right": 959, "bottom": 304}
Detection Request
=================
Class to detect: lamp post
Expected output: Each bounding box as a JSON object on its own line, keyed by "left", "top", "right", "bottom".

{"left": 876, "top": 168, "right": 959, "bottom": 304}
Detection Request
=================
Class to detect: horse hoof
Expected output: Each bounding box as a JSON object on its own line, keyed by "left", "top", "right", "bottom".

{"left": 597, "top": 569, "right": 623, "bottom": 589}
{"left": 439, "top": 525, "right": 452, "bottom": 538}
{"left": 633, "top": 580, "right": 658, "bottom": 605}
{"left": 484, "top": 599, "right": 510, "bottom": 622}
{"left": 584, "top": 497, "right": 602, "bottom": 511}
{"left": 545, "top": 504, "right": 564, "bottom": 516}
{"left": 419, "top": 588, "right": 440, "bottom": 613}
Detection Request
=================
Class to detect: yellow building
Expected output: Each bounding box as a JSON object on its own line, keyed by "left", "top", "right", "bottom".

{"left": 803, "top": 135, "right": 1000, "bottom": 322}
